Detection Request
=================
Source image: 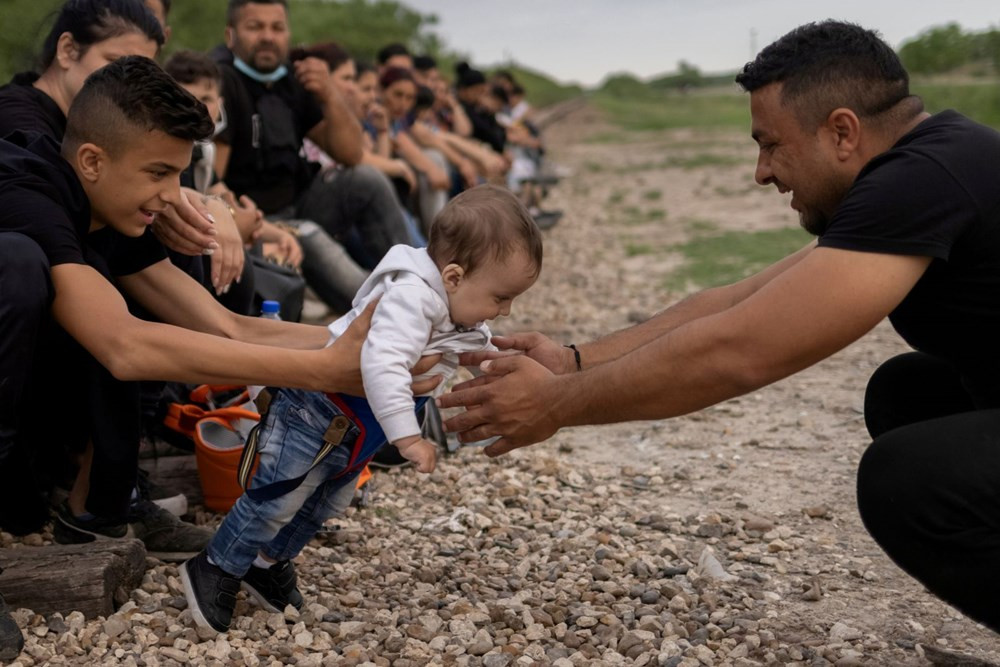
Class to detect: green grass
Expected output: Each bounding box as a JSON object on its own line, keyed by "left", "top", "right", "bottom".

{"left": 591, "top": 78, "right": 1000, "bottom": 133}
{"left": 592, "top": 87, "right": 750, "bottom": 131}
{"left": 665, "top": 227, "right": 811, "bottom": 291}
{"left": 625, "top": 243, "right": 656, "bottom": 257}
{"left": 501, "top": 64, "right": 584, "bottom": 108}
{"left": 911, "top": 80, "right": 1000, "bottom": 129}
{"left": 643, "top": 189, "right": 663, "bottom": 201}
{"left": 684, "top": 218, "right": 720, "bottom": 233}
{"left": 614, "top": 206, "right": 668, "bottom": 226}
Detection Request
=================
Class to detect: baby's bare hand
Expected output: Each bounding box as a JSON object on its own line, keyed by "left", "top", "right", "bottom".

{"left": 395, "top": 437, "right": 437, "bottom": 473}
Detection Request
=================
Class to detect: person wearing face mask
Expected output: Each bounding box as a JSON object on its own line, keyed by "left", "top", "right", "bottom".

{"left": 210, "top": 0, "right": 410, "bottom": 272}
{"left": 168, "top": 48, "right": 369, "bottom": 316}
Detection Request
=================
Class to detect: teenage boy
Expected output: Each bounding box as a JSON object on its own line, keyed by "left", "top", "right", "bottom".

{"left": 0, "top": 56, "right": 440, "bottom": 557}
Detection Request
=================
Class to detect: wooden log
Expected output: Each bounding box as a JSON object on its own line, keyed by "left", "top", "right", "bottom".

{"left": 0, "top": 539, "right": 146, "bottom": 618}
{"left": 141, "top": 453, "right": 204, "bottom": 507}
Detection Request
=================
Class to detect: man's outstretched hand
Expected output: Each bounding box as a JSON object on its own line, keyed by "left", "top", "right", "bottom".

{"left": 436, "top": 355, "right": 564, "bottom": 457}
{"left": 456, "top": 331, "right": 578, "bottom": 375}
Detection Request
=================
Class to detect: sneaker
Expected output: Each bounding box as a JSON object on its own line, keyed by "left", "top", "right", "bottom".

{"left": 242, "top": 560, "right": 304, "bottom": 613}
{"left": 179, "top": 551, "right": 241, "bottom": 633}
{"left": 0, "top": 586, "right": 24, "bottom": 662}
{"left": 127, "top": 499, "right": 213, "bottom": 562}
{"left": 53, "top": 502, "right": 132, "bottom": 544}
{"left": 136, "top": 468, "right": 188, "bottom": 517}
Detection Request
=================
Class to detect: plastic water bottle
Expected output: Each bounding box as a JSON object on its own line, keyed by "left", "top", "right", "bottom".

{"left": 260, "top": 300, "right": 281, "bottom": 320}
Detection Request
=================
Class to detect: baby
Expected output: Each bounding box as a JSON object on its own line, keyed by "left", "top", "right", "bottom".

{"left": 182, "top": 184, "right": 544, "bottom": 633}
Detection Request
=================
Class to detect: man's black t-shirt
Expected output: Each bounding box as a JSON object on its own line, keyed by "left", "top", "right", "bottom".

{"left": 0, "top": 131, "right": 165, "bottom": 278}
{"left": 214, "top": 51, "right": 323, "bottom": 214}
{"left": 0, "top": 72, "right": 66, "bottom": 141}
{"left": 818, "top": 110, "right": 1000, "bottom": 405}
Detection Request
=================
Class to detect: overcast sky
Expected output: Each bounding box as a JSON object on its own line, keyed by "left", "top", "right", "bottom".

{"left": 402, "top": 0, "right": 1000, "bottom": 86}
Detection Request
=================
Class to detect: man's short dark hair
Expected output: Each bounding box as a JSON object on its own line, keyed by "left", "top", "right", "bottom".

{"left": 413, "top": 54, "right": 436, "bottom": 72}
{"left": 226, "top": 0, "right": 287, "bottom": 26}
{"left": 164, "top": 50, "right": 221, "bottom": 86}
{"left": 64, "top": 56, "right": 214, "bottom": 157}
{"left": 735, "top": 21, "right": 911, "bottom": 128}
{"left": 377, "top": 42, "right": 410, "bottom": 65}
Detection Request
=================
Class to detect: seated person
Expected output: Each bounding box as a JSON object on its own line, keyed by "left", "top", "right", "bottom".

{"left": 0, "top": 0, "right": 245, "bottom": 294}
{"left": 0, "top": 0, "right": 239, "bottom": 560}
{"left": 166, "top": 49, "right": 367, "bottom": 315}
{"left": 213, "top": 0, "right": 410, "bottom": 271}
{"left": 292, "top": 43, "right": 425, "bottom": 250}
{"left": 300, "top": 46, "right": 417, "bottom": 195}
{"left": 0, "top": 56, "right": 440, "bottom": 557}
{"left": 376, "top": 41, "right": 413, "bottom": 74}
{"left": 455, "top": 62, "right": 506, "bottom": 155}
{"left": 181, "top": 185, "right": 543, "bottom": 633}
{"left": 414, "top": 54, "right": 472, "bottom": 137}
{"left": 376, "top": 66, "right": 451, "bottom": 231}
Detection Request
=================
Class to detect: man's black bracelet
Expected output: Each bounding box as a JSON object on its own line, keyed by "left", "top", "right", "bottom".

{"left": 565, "top": 344, "right": 582, "bottom": 372}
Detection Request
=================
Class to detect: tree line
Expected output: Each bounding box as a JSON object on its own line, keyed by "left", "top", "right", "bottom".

{"left": 0, "top": 0, "right": 440, "bottom": 82}
{"left": 898, "top": 23, "right": 1000, "bottom": 76}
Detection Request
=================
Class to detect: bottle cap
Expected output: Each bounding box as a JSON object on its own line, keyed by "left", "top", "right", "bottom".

{"left": 261, "top": 300, "right": 281, "bottom": 314}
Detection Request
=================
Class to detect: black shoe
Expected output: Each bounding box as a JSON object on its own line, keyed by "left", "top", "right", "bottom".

{"left": 179, "top": 551, "right": 241, "bottom": 633}
{"left": 136, "top": 468, "right": 188, "bottom": 517}
{"left": 126, "top": 499, "right": 213, "bottom": 562}
{"left": 242, "top": 560, "right": 304, "bottom": 613}
{"left": 0, "top": 590, "right": 24, "bottom": 662}
{"left": 53, "top": 502, "right": 131, "bottom": 545}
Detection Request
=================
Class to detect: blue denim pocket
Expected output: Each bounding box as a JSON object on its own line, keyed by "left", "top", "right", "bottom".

{"left": 254, "top": 389, "right": 359, "bottom": 485}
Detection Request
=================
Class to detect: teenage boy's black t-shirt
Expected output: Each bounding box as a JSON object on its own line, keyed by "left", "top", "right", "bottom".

{"left": 214, "top": 54, "right": 324, "bottom": 214}
{"left": 0, "top": 131, "right": 165, "bottom": 277}
{"left": 0, "top": 72, "right": 66, "bottom": 141}
{"left": 817, "top": 110, "right": 1000, "bottom": 405}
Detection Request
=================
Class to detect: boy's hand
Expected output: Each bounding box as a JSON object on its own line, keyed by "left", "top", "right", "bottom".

{"left": 327, "top": 300, "right": 443, "bottom": 396}
{"left": 394, "top": 435, "right": 437, "bottom": 473}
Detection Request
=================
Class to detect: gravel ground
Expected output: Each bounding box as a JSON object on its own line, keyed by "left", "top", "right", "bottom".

{"left": 4, "top": 103, "right": 1000, "bottom": 666}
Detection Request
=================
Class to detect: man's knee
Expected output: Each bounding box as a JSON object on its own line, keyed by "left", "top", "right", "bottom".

{"left": 856, "top": 434, "right": 902, "bottom": 531}
{"left": 343, "top": 164, "right": 394, "bottom": 197}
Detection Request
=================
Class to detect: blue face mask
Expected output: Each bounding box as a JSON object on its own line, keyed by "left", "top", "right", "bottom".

{"left": 233, "top": 56, "right": 288, "bottom": 84}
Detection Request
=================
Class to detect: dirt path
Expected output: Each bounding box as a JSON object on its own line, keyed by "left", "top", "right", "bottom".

{"left": 484, "top": 102, "right": 1000, "bottom": 663}
{"left": 8, "top": 103, "right": 1000, "bottom": 667}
